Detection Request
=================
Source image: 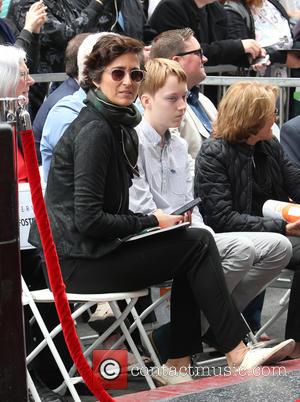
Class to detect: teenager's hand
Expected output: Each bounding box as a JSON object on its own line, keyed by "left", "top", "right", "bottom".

{"left": 153, "top": 209, "right": 183, "bottom": 228}
{"left": 24, "top": 1, "right": 47, "bottom": 33}
{"left": 286, "top": 219, "right": 300, "bottom": 237}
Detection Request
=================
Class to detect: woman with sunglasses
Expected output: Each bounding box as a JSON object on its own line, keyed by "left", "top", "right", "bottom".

{"left": 30, "top": 35, "right": 295, "bottom": 386}
{"left": 195, "top": 81, "right": 300, "bottom": 360}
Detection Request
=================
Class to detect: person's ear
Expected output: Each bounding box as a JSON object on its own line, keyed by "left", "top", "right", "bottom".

{"left": 172, "top": 55, "right": 181, "bottom": 63}
{"left": 140, "top": 93, "right": 153, "bottom": 109}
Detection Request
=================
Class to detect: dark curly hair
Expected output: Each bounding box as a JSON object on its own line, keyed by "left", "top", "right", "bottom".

{"left": 64, "top": 33, "right": 90, "bottom": 78}
{"left": 82, "top": 34, "right": 144, "bottom": 90}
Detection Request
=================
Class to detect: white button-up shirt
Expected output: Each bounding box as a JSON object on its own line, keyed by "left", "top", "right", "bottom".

{"left": 129, "top": 119, "right": 214, "bottom": 233}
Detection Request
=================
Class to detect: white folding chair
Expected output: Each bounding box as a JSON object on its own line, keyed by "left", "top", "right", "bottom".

{"left": 22, "top": 276, "right": 159, "bottom": 401}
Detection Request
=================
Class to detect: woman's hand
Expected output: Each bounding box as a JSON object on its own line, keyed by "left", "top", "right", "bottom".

{"left": 286, "top": 219, "right": 300, "bottom": 237}
{"left": 251, "top": 52, "right": 270, "bottom": 73}
{"left": 183, "top": 210, "right": 192, "bottom": 224}
{"left": 241, "top": 39, "right": 262, "bottom": 59}
{"left": 24, "top": 1, "right": 47, "bottom": 34}
{"left": 153, "top": 209, "right": 183, "bottom": 228}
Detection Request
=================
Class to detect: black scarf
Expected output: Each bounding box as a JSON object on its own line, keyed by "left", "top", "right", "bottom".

{"left": 86, "top": 88, "right": 141, "bottom": 177}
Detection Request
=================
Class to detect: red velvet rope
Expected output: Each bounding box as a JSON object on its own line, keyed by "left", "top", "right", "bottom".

{"left": 20, "top": 129, "right": 114, "bottom": 402}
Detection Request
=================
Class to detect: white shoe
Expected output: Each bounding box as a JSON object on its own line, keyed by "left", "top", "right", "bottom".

{"left": 127, "top": 352, "right": 152, "bottom": 371}
{"left": 238, "top": 339, "right": 295, "bottom": 371}
{"left": 151, "top": 364, "right": 193, "bottom": 386}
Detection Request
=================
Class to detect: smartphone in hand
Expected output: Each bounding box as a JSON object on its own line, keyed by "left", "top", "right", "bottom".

{"left": 251, "top": 54, "right": 270, "bottom": 65}
{"left": 171, "top": 197, "right": 202, "bottom": 215}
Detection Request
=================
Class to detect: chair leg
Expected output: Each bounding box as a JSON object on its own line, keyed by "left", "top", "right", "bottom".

{"left": 110, "top": 300, "right": 156, "bottom": 389}
{"left": 255, "top": 305, "right": 289, "bottom": 341}
{"left": 240, "top": 313, "right": 259, "bottom": 346}
{"left": 254, "top": 289, "right": 290, "bottom": 341}
{"left": 23, "top": 280, "right": 81, "bottom": 402}
{"left": 27, "top": 370, "right": 42, "bottom": 402}
{"left": 127, "top": 300, "right": 162, "bottom": 368}
{"left": 26, "top": 301, "right": 96, "bottom": 367}
{"left": 107, "top": 291, "right": 171, "bottom": 358}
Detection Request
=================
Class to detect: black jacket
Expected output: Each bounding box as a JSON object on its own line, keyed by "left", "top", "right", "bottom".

{"left": 6, "top": 0, "right": 105, "bottom": 73}
{"left": 224, "top": 0, "right": 291, "bottom": 64}
{"left": 149, "top": 0, "right": 249, "bottom": 67}
{"left": 194, "top": 137, "right": 300, "bottom": 234}
{"left": 29, "top": 97, "right": 157, "bottom": 260}
{"left": 6, "top": 0, "right": 146, "bottom": 74}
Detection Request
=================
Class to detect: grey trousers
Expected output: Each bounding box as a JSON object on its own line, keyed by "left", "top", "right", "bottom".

{"left": 215, "top": 232, "right": 292, "bottom": 312}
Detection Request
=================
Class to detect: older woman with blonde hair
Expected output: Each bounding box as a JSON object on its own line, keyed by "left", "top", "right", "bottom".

{"left": 195, "top": 81, "right": 300, "bottom": 358}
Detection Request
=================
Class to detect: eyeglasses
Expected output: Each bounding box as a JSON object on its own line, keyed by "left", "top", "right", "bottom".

{"left": 176, "top": 48, "right": 204, "bottom": 59}
{"left": 104, "top": 68, "right": 145, "bottom": 83}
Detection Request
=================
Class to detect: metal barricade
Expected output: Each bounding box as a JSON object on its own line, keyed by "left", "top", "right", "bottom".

{"left": 201, "top": 74, "right": 300, "bottom": 127}
{"left": 31, "top": 69, "right": 300, "bottom": 127}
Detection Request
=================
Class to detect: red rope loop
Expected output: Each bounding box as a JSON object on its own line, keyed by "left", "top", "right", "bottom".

{"left": 20, "top": 129, "right": 114, "bottom": 402}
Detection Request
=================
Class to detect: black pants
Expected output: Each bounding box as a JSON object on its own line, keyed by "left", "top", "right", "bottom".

{"left": 62, "top": 228, "right": 248, "bottom": 357}
{"left": 285, "top": 236, "right": 300, "bottom": 341}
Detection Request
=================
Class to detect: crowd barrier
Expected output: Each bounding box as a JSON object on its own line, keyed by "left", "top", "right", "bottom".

{"left": 31, "top": 67, "right": 300, "bottom": 127}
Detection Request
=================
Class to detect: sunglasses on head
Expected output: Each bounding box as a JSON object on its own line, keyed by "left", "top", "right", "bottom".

{"left": 104, "top": 68, "right": 145, "bottom": 83}
{"left": 176, "top": 48, "right": 204, "bottom": 58}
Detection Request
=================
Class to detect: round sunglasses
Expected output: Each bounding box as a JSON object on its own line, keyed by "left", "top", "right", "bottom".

{"left": 104, "top": 68, "right": 145, "bottom": 83}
